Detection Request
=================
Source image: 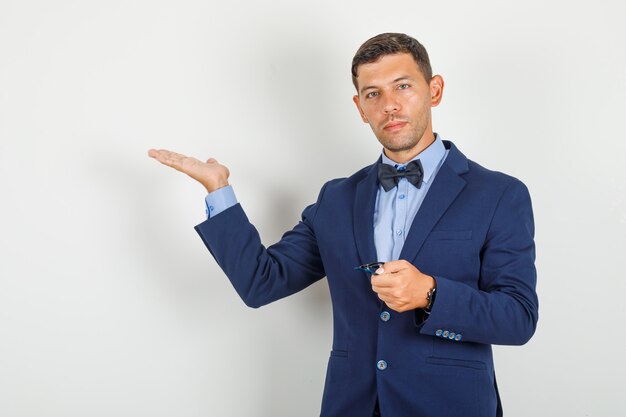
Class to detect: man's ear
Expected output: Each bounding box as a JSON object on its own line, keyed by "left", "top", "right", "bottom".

{"left": 429, "top": 75, "right": 445, "bottom": 107}
{"left": 353, "top": 95, "right": 368, "bottom": 123}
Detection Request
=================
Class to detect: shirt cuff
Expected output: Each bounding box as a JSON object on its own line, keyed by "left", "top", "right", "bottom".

{"left": 205, "top": 185, "right": 237, "bottom": 218}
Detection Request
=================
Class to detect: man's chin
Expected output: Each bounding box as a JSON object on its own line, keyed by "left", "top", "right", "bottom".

{"left": 379, "top": 139, "right": 419, "bottom": 153}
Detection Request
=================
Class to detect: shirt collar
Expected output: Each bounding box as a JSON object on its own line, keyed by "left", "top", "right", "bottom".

{"left": 380, "top": 133, "right": 447, "bottom": 184}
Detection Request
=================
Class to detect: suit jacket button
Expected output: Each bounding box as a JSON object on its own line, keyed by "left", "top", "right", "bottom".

{"left": 442, "top": 330, "right": 449, "bottom": 338}
{"left": 376, "top": 360, "right": 388, "bottom": 371}
{"left": 455, "top": 334, "right": 462, "bottom": 341}
{"left": 435, "top": 329, "right": 443, "bottom": 337}
{"left": 448, "top": 332, "right": 456, "bottom": 340}
{"left": 380, "top": 311, "right": 391, "bottom": 322}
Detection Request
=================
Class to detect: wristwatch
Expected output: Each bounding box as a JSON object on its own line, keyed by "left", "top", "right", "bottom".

{"left": 425, "top": 286, "right": 437, "bottom": 313}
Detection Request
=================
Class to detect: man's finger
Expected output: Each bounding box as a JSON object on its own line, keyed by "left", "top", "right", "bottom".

{"left": 148, "top": 149, "right": 189, "bottom": 171}
{"left": 381, "top": 260, "right": 412, "bottom": 274}
{"left": 148, "top": 149, "right": 184, "bottom": 161}
{"left": 148, "top": 149, "right": 173, "bottom": 163}
{"left": 371, "top": 273, "right": 397, "bottom": 288}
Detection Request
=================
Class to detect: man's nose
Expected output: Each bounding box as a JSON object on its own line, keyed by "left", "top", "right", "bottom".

{"left": 382, "top": 95, "right": 400, "bottom": 114}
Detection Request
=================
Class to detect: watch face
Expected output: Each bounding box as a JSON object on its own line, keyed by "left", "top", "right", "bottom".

{"left": 427, "top": 287, "right": 436, "bottom": 299}
{"left": 426, "top": 287, "right": 436, "bottom": 310}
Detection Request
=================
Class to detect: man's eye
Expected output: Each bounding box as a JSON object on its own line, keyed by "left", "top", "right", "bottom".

{"left": 366, "top": 91, "right": 379, "bottom": 98}
{"left": 398, "top": 83, "right": 410, "bottom": 90}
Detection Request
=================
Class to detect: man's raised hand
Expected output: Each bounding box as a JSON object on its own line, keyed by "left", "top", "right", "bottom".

{"left": 147, "top": 149, "right": 230, "bottom": 193}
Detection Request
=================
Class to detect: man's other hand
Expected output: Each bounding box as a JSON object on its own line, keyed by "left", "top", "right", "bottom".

{"left": 148, "top": 149, "right": 230, "bottom": 193}
{"left": 371, "top": 260, "right": 436, "bottom": 313}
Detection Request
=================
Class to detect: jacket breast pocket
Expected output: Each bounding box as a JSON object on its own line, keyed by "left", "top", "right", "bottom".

{"left": 419, "top": 229, "right": 478, "bottom": 283}
{"left": 428, "top": 230, "right": 473, "bottom": 240}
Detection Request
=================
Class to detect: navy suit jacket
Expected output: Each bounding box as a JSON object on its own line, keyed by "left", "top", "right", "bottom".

{"left": 195, "top": 140, "right": 538, "bottom": 417}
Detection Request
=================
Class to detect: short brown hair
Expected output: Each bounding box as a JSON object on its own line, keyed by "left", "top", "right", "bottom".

{"left": 351, "top": 33, "right": 432, "bottom": 90}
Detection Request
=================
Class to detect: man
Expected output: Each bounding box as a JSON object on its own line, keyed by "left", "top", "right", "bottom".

{"left": 148, "top": 33, "right": 538, "bottom": 417}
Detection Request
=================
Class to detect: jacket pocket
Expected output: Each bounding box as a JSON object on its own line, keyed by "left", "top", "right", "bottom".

{"left": 425, "top": 356, "right": 486, "bottom": 370}
{"left": 330, "top": 349, "right": 348, "bottom": 358}
{"left": 428, "top": 230, "right": 473, "bottom": 240}
{"left": 325, "top": 350, "right": 350, "bottom": 385}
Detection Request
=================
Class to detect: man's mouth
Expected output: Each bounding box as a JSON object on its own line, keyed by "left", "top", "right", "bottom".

{"left": 383, "top": 121, "right": 408, "bottom": 132}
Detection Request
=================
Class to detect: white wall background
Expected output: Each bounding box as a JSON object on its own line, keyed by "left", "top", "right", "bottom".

{"left": 1, "top": 0, "right": 625, "bottom": 416}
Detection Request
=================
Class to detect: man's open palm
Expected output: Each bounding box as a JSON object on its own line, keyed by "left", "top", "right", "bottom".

{"left": 148, "top": 149, "right": 230, "bottom": 193}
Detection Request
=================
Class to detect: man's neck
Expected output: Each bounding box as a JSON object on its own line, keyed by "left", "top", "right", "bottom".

{"left": 384, "top": 132, "right": 436, "bottom": 164}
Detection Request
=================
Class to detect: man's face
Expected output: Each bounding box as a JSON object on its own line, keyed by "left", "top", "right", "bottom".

{"left": 353, "top": 53, "right": 443, "bottom": 161}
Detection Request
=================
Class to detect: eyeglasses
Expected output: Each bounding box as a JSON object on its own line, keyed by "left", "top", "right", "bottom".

{"left": 354, "top": 262, "right": 385, "bottom": 275}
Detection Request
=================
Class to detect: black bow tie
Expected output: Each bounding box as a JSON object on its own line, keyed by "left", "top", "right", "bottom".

{"left": 377, "top": 160, "right": 424, "bottom": 192}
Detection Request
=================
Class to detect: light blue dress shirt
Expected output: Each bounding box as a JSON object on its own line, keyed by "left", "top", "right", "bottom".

{"left": 374, "top": 135, "right": 448, "bottom": 262}
{"left": 204, "top": 134, "right": 449, "bottom": 263}
{"left": 204, "top": 184, "right": 238, "bottom": 218}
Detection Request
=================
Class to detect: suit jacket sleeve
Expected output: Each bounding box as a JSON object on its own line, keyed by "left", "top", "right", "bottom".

{"left": 420, "top": 179, "right": 539, "bottom": 346}
{"left": 194, "top": 185, "right": 328, "bottom": 308}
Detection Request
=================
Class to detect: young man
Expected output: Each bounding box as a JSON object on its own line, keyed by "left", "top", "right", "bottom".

{"left": 149, "top": 33, "right": 538, "bottom": 417}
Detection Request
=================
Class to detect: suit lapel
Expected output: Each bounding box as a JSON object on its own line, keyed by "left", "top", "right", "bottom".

{"left": 353, "top": 141, "right": 470, "bottom": 266}
{"left": 399, "top": 142, "right": 468, "bottom": 263}
{"left": 353, "top": 162, "right": 379, "bottom": 266}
